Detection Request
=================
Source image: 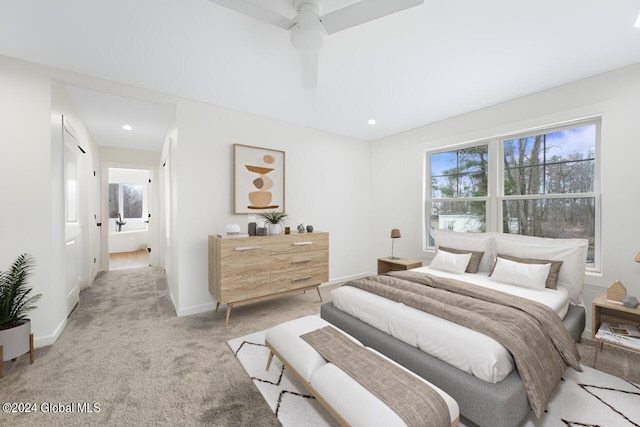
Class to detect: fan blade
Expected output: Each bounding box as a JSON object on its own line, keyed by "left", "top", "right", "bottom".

{"left": 208, "top": 0, "right": 294, "bottom": 30}
{"left": 299, "top": 49, "right": 319, "bottom": 88}
{"left": 320, "top": 0, "right": 424, "bottom": 35}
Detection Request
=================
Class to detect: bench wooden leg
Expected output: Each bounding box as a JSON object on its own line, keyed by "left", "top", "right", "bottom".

{"left": 215, "top": 302, "right": 220, "bottom": 313}
{"left": 265, "top": 350, "right": 275, "bottom": 371}
{"left": 316, "top": 287, "right": 323, "bottom": 302}
{"left": 30, "top": 333, "right": 34, "bottom": 364}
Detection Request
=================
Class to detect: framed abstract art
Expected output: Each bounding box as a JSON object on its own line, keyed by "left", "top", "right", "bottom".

{"left": 233, "top": 144, "right": 285, "bottom": 214}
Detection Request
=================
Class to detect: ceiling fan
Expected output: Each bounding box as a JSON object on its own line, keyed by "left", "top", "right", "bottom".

{"left": 208, "top": 0, "right": 424, "bottom": 87}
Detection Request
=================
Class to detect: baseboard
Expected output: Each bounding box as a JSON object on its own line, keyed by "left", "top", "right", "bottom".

{"left": 176, "top": 301, "right": 217, "bottom": 317}
{"left": 33, "top": 316, "right": 68, "bottom": 349}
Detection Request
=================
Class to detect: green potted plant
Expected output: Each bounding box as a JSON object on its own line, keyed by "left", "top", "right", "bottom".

{"left": 259, "top": 210, "right": 288, "bottom": 235}
{"left": 0, "top": 253, "right": 41, "bottom": 376}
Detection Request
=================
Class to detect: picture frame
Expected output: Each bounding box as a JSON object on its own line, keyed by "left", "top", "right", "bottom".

{"left": 233, "top": 144, "right": 285, "bottom": 214}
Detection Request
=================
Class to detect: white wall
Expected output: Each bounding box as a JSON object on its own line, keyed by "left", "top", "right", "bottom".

{"left": 171, "top": 99, "right": 372, "bottom": 315}
{"left": 0, "top": 58, "right": 93, "bottom": 347}
{"left": 0, "top": 58, "right": 55, "bottom": 345}
{"left": 371, "top": 63, "right": 640, "bottom": 335}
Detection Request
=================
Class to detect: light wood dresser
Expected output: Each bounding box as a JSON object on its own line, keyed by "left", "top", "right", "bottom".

{"left": 209, "top": 232, "right": 329, "bottom": 325}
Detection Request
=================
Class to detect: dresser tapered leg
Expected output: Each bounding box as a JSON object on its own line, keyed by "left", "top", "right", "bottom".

{"left": 225, "top": 305, "right": 232, "bottom": 326}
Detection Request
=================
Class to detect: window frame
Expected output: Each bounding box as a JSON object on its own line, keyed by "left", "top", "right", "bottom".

{"left": 424, "top": 118, "right": 601, "bottom": 273}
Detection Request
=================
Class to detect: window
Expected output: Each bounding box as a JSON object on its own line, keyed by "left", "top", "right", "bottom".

{"left": 425, "top": 119, "right": 600, "bottom": 269}
{"left": 109, "top": 183, "right": 144, "bottom": 219}
{"left": 427, "top": 145, "right": 488, "bottom": 245}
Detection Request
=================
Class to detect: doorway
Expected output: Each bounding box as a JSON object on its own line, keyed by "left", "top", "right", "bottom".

{"left": 107, "top": 167, "right": 150, "bottom": 270}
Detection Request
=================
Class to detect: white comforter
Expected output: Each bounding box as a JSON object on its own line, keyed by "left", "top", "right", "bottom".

{"left": 330, "top": 266, "right": 570, "bottom": 383}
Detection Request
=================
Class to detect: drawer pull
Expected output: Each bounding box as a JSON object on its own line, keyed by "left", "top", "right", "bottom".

{"left": 293, "top": 242, "right": 313, "bottom": 246}
{"left": 292, "top": 259, "right": 312, "bottom": 264}
{"left": 234, "top": 246, "right": 260, "bottom": 251}
{"left": 292, "top": 276, "right": 312, "bottom": 282}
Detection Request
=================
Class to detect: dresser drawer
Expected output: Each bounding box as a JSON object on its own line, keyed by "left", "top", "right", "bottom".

{"left": 270, "top": 232, "right": 329, "bottom": 254}
{"left": 271, "top": 251, "right": 328, "bottom": 292}
{"left": 271, "top": 266, "right": 328, "bottom": 293}
{"left": 216, "top": 237, "right": 270, "bottom": 302}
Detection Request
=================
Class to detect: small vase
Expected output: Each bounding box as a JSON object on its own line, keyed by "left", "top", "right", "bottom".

{"left": 267, "top": 223, "right": 282, "bottom": 235}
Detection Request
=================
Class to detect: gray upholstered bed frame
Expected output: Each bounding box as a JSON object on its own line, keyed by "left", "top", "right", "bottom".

{"left": 321, "top": 301, "right": 585, "bottom": 427}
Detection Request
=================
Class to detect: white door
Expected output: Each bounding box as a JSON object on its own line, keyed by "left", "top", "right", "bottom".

{"left": 63, "top": 119, "right": 83, "bottom": 315}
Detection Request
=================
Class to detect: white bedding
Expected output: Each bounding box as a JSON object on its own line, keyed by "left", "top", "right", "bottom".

{"left": 330, "top": 266, "right": 571, "bottom": 383}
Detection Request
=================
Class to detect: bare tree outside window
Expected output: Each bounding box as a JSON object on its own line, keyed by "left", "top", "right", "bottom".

{"left": 108, "top": 183, "right": 144, "bottom": 219}
{"left": 502, "top": 124, "right": 597, "bottom": 264}
{"left": 123, "top": 184, "right": 143, "bottom": 219}
{"left": 425, "top": 120, "right": 599, "bottom": 268}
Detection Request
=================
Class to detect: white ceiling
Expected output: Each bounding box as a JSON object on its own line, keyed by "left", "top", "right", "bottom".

{"left": 1, "top": 0, "right": 640, "bottom": 151}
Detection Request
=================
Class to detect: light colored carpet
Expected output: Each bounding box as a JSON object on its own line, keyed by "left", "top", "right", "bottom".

{"left": 230, "top": 329, "right": 640, "bottom": 427}
{"left": 2, "top": 266, "right": 329, "bottom": 426}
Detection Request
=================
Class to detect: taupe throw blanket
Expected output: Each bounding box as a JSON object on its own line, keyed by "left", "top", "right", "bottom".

{"left": 344, "top": 271, "right": 582, "bottom": 418}
{"left": 301, "top": 326, "right": 451, "bottom": 427}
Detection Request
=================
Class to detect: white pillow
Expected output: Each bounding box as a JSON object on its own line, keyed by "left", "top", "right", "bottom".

{"left": 434, "top": 229, "right": 495, "bottom": 273}
{"left": 492, "top": 233, "right": 588, "bottom": 304}
{"left": 489, "top": 257, "right": 551, "bottom": 290}
{"left": 430, "top": 250, "right": 473, "bottom": 275}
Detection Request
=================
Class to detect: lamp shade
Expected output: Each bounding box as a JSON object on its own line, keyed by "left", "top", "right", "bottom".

{"left": 390, "top": 229, "right": 401, "bottom": 239}
{"left": 635, "top": 252, "right": 640, "bottom": 263}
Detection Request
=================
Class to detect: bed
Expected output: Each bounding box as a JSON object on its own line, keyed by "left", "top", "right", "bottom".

{"left": 321, "top": 230, "right": 588, "bottom": 427}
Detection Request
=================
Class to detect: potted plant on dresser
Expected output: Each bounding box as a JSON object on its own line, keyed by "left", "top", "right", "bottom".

{"left": 0, "top": 253, "right": 41, "bottom": 378}
{"left": 259, "top": 210, "right": 288, "bottom": 235}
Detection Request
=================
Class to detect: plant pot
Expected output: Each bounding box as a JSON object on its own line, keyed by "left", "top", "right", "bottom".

{"left": 0, "top": 319, "right": 31, "bottom": 361}
{"left": 267, "top": 223, "right": 283, "bottom": 235}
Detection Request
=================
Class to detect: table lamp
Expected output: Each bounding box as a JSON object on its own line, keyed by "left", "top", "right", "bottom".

{"left": 390, "top": 229, "right": 401, "bottom": 260}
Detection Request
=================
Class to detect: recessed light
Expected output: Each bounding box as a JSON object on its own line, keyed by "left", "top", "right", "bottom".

{"left": 368, "top": 119, "right": 376, "bottom": 125}
{"left": 122, "top": 125, "right": 132, "bottom": 131}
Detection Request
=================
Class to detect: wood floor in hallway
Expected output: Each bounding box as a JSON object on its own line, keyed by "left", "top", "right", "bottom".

{"left": 109, "top": 248, "right": 150, "bottom": 270}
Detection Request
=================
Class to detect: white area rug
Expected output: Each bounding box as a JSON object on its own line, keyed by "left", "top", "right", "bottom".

{"left": 228, "top": 330, "right": 640, "bottom": 427}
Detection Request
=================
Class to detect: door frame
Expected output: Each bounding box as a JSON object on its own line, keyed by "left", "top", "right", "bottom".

{"left": 100, "top": 161, "right": 159, "bottom": 271}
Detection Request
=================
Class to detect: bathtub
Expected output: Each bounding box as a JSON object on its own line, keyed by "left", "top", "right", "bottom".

{"left": 108, "top": 229, "right": 149, "bottom": 254}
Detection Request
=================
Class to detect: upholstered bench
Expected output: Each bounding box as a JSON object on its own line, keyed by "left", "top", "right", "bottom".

{"left": 265, "top": 315, "right": 459, "bottom": 427}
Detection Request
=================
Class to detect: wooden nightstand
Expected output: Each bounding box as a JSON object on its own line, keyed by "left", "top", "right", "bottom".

{"left": 377, "top": 257, "right": 422, "bottom": 275}
{"left": 591, "top": 294, "right": 640, "bottom": 367}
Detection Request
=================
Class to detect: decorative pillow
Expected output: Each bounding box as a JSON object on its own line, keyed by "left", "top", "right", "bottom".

{"left": 429, "top": 250, "right": 473, "bottom": 275}
{"left": 434, "top": 229, "right": 495, "bottom": 273}
{"left": 493, "top": 254, "right": 563, "bottom": 290}
{"left": 492, "top": 233, "right": 588, "bottom": 304}
{"left": 489, "top": 257, "right": 551, "bottom": 290}
{"left": 438, "top": 246, "right": 484, "bottom": 274}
